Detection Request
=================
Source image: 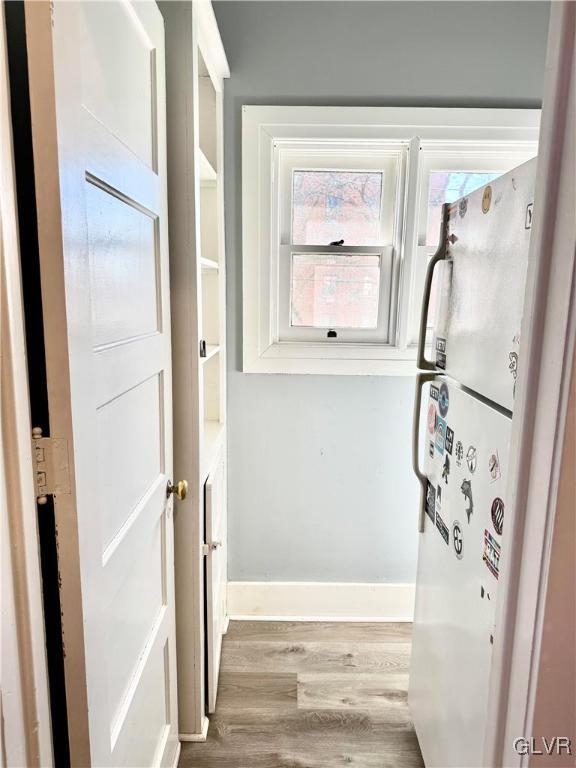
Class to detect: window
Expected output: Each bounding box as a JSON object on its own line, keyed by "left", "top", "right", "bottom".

{"left": 242, "top": 107, "right": 540, "bottom": 375}
{"left": 276, "top": 147, "right": 403, "bottom": 344}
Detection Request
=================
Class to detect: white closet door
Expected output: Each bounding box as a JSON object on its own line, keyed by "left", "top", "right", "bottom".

{"left": 205, "top": 452, "right": 227, "bottom": 713}
{"left": 26, "top": 2, "right": 179, "bottom": 765}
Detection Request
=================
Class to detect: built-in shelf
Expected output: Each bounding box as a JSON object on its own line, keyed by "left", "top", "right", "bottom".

{"left": 203, "top": 419, "right": 225, "bottom": 479}
{"left": 199, "top": 148, "right": 217, "bottom": 183}
{"left": 201, "top": 257, "right": 219, "bottom": 271}
{"left": 201, "top": 344, "right": 220, "bottom": 363}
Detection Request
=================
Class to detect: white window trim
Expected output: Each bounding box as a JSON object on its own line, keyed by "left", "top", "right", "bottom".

{"left": 242, "top": 106, "right": 540, "bottom": 375}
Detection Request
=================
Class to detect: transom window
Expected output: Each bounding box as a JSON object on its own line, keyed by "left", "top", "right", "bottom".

{"left": 242, "top": 106, "right": 540, "bottom": 375}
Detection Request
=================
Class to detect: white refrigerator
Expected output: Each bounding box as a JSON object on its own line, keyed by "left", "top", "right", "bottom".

{"left": 409, "top": 158, "right": 537, "bottom": 767}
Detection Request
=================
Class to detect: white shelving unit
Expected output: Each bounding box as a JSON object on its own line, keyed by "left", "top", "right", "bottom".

{"left": 161, "top": 0, "right": 229, "bottom": 743}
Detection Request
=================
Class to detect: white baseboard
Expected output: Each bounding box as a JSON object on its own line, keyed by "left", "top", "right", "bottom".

{"left": 227, "top": 581, "right": 415, "bottom": 622}
{"left": 179, "top": 715, "right": 209, "bottom": 742}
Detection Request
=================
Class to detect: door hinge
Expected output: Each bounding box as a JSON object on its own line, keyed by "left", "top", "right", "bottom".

{"left": 201, "top": 541, "right": 222, "bottom": 556}
{"left": 32, "top": 427, "right": 71, "bottom": 505}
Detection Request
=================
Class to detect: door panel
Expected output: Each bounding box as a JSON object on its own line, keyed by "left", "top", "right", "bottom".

{"left": 79, "top": 0, "right": 156, "bottom": 169}
{"left": 25, "top": 2, "right": 178, "bottom": 765}
{"left": 87, "top": 181, "right": 161, "bottom": 348}
{"left": 205, "top": 452, "right": 227, "bottom": 713}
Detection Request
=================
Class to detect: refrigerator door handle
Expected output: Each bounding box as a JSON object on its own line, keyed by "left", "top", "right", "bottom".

{"left": 412, "top": 371, "right": 437, "bottom": 532}
{"left": 417, "top": 203, "right": 450, "bottom": 371}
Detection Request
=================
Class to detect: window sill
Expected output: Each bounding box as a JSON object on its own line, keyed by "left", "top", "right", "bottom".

{"left": 242, "top": 342, "right": 419, "bottom": 376}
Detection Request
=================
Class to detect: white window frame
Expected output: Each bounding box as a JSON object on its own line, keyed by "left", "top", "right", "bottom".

{"left": 276, "top": 144, "right": 405, "bottom": 345}
{"left": 242, "top": 106, "right": 540, "bottom": 375}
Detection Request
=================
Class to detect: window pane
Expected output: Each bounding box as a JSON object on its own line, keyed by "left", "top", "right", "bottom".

{"left": 291, "top": 253, "right": 380, "bottom": 329}
{"left": 292, "top": 170, "right": 383, "bottom": 246}
{"left": 426, "top": 170, "right": 502, "bottom": 245}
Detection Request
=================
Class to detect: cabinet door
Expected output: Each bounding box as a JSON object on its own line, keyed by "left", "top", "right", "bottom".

{"left": 205, "top": 452, "right": 227, "bottom": 713}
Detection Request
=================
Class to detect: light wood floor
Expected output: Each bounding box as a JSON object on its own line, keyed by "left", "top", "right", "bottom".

{"left": 179, "top": 621, "right": 424, "bottom": 768}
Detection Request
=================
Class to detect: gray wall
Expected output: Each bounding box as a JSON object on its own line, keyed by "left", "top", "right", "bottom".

{"left": 213, "top": 1, "right": 549, "bottom": 583}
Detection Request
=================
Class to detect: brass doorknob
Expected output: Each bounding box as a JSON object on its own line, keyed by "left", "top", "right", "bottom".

{"left": 167, "top": 479, "right": 188, "bottom": 501}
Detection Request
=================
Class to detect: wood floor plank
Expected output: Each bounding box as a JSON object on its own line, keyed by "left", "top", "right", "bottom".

{"left": 215, "top": 672, "right": 297, "bottom": 712}
{"left": 220, "top": 640, "right": 411, "bottom": 675}
{"left": 298, "top": 673, "right": 410, "bottom": 715}
{"left": 226, "top": 620, "right": 413, "bottom": 644}
{"left": 178, "top": 621, "right": 423, "bottom": 768}
{"left": 179, "top": 746, "right": 421, "bottom": 768}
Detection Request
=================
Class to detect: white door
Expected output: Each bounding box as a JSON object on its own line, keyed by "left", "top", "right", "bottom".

{"left": 205, "top": 452, "right": 227, "bottom": 713}
{"left": 26, "top": 2, "right": 179, "bottom": 765}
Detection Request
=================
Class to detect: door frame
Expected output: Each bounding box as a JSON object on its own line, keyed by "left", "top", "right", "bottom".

{"left": 485, "top": 4, "right": 576, "bottom": 765}
{"left": 0, "top": 3, "right": 53, "bottom": 764}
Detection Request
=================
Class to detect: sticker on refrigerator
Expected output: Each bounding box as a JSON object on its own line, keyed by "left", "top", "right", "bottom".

{"left": 452, "top": 520, "right": 463, "bottom": 559}
{"left": 445, "top": 426, "right": 454, "bottom": 455}
{"left": 435, "top": 484, "right": 442, "bottom": 517}
{"left": 466, "top": 445, "right": 477, "bottom": 473}
{"left": 436, "top": 511, "right": 449, "bottom": 545}
{"left": 435, "top": 338, "right": 447, "bottom": 370}
{"left": 483, "top": 529, "right": 501, "bottom": 579}
{"left": 488, "top": 451, "right": 501, "bottom": 483}
{"left": 429, "top": 440, "right": 435, "bottom": 458}
{"left": 525, "top": 202, "right": 533, "bottom": 229}
{"left": 458, "top": 197, "right": 468, "bottom": 218}
{"left": 435, "top": 417, "right": 446, "bottom": 454}
{"left": 509, "top": 351, "right": 519, "bottom": 397}
{"left": 427, "top": 403, "right": 437, "bottom": 435}
{"left": 491, "top": 497, "right": 505, "bottom": 536}
{"left": 430, "top": 385, "right": 439, "bottom": 402}
{"left": 461, "top": 479, "right": 474, "bottom": 523}
{"left": 442, "top": 454, "right": 450, "bottom": 484}
{"left": 455, "top": 441, "right": 464, "bottom": 467}
{"left": 438, "top": 383, "right": 449, "bottom": 417}
{"left": 481, "top": 185, "right": 492, "bottom": 214}
{"left": 426, "top": 481, "right": 435, "bottom": 523}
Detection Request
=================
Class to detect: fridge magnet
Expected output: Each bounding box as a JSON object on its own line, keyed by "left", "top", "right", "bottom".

{"left": 438, "top": 382, "right": 450, "bottom": 418}
{"left": 435, "top": 484, "right": 442, "bottom": 516}
{"left": 430, "top": 385, "right": 439, "bottom": 401}
{"left": 442, "top": 454, "right": 450, "bottom": 484}
{"left": 525, "top": 202, "right": 533, "bottom": 229}
{"left": 455, "top": 441, "right": 464, "bottom": 467}
{"left": 488, "top": 451, "right": 501, "bottom": 483}
{"left": 460, "top": 479, "right": 474, "bottom": 523}
{"left": 435, "top": 417, "right": 446, "bottom": 454}
{"left": 458, "top": 197, "right": 468, "bottom": 218}
{"left": 426, "top": 481, "right": 435, "bottom": 523}
{"left": 466, "top": 445, "right": 477, "bottom": 473}
{"left": 435, "top": 511, "right": 449, "bottom": 545}
{"left": 483, "top": 529, "right": 501, "bottom": 579}
{"left": 435, "top": 337, "right": 447, "bottom": 370}
{"left": 445, "top": 426, "right": 454, "bottom": 455}
{"left": 427, "top": 403, "right": 437, "bottom": 434}
{"left": 481, "top": 185, "right": 492, "bottom": 214}
{"left": 491, "top": 497, "right": 505, "bottom": 536}
{"left": 429, "top": 440, "right": 435, "bottom": 458}
{"left": 508, "top": 351, "right": 518, "bottom": 396}
{"left": 452, "top": 521, "right": 463, "bottom": 559}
